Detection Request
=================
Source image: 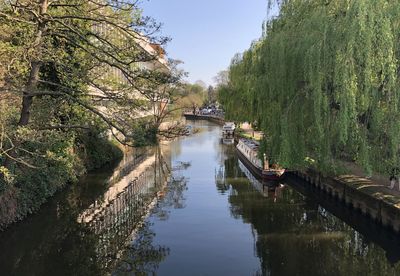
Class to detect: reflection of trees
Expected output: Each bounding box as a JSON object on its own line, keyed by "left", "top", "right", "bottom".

{"left": 0, "top": 144, "right": 173, "bottom": 276}
{"left": 113, "top": 222, "right": 170, "bottom": 276}
{"left": 0, "top": 184, "right": 104, "bottom": 276}
{"left": 218, "top": 152, "right": 400, "bottom": 275}
{"left": 153, "top": 161, "right": 190, "bottom": 220}
{"left": 215, "top": 144, "right": 242, "bottom": 194}
{"left": 113, "top": 159, "right": 190, "bottom": 274}
{"left": 163, "top": 176, "right": 188, "bottom": 209}
{"left": 221, "top": 146, "right": 241, "bottom": 177}
{"left": 87, "top": 145, "right": 172, "bottom": 271}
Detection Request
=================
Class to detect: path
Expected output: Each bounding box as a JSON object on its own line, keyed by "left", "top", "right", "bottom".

{"left": 342, "top": 161, "right": 400, "bottom": 206}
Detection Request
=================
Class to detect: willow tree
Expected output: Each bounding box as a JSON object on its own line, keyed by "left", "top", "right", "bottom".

{"left": 220, "top": 0, "right": 400, "bottom": 175}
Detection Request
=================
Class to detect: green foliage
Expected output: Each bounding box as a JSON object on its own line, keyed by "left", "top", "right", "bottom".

{"left": 0, "top": 166, "right": 12, "bottom": 192}
{"left": 0, "top": 0, "right": 171, "bottom": 229}
{"left": 0, "top": 104, "right": 123, "bottom": 228}
{"left": 220, "top": 0, "right": 400, "bottom": 175}
{"left": 131, "top": 119, "right": 158, "bottom": 147}
{"left": 0, "top": 127, "right": 122, "bottom": 228}
{"left": 173, "top": 83, "right": 207, "bottom": 112}
{"left": 77, "top": 131, "right": 123, "bottom": 171}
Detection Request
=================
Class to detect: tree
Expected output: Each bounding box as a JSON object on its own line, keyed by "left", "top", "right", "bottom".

{"left": 220, "top": 0, "right": 400, "bottom": 176}
{"left": 178, "top": 93, "right": 204, "bottom": 114}
{"left": 194, "top": 80, "right": 207, "bottom": 89}
{"left": 213, "top": 70, "right": 229, "bottom": 87}
{"left": 207, "top": 85, "right": 216, "bottom": 104}
{"left": 0, "top": 0, "right": 181, "bottom": 226}
{"left": 0, "top": 0, "right": 180, "bottom": 162}
{"left": 174, "top": 83, "right": 206, "bottom": 114}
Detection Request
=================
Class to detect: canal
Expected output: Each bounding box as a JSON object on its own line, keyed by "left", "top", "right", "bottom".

{"left": 1, "top": 121, "right": 400, "bottom": 275}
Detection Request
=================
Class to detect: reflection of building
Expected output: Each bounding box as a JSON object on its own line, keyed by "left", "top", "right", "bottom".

{"left": 77, "top": 143, "right": 171, "bottom": 269}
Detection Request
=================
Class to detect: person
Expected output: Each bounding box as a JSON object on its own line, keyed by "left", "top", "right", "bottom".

{"left": 389, "top": 167, "right": 400, "bottom": 191}
{"left": 390, "top": 174, "right": 396, "bottom": 189}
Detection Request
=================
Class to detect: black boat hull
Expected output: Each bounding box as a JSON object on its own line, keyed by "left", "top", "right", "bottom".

{"left": 236, "top": 147, "right": 284, "bottom": 181}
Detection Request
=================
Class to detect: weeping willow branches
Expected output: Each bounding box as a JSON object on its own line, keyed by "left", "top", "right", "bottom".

{"left": 219, "top": 0, "right": 400, "bottom": 175}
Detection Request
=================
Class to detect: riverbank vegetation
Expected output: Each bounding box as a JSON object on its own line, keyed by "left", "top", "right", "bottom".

{"left": 0, "top": 0, "right": 183, "bottom": 229}
{"left": 218, "top": 0, "right": 400, "bottom": 176}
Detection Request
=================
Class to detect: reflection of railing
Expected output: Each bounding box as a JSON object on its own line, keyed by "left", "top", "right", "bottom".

{"left": 79, "top": 152, "right": 170, "bottom": 270}
{"left": 92, "top": 169, "right": 157, "bottom": 268}
{"left": 78, "top": 154, "right": 158, "bottom": 223}
{"left": 107, "top": 151, "right": 147, "bottom": 186}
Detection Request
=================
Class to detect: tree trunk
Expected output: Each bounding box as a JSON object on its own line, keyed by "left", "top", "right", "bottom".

{"left": 18, "top": 0, "right": 48, "bottom": 126}
{"left": 3, "top": 1, "right": 48, "bottom": 170}
{"left": 18, "top": 61, "right": 41, "bottom": 126}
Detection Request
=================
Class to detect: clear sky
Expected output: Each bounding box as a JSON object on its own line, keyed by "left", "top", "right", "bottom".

{"left": 140, "top": 0, "right": 268, "bottom": 86}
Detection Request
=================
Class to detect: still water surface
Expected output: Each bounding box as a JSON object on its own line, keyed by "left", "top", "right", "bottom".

{"left": 1, "top": 121, "right": 400, "bottom": 275}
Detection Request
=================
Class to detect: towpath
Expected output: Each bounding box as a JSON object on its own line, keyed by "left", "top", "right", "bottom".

{"left": 342, "top": 161, "right": 400, "bottom": 207}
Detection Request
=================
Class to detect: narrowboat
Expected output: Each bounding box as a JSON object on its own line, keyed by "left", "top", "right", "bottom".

{"left": 236, "top": 138, "right": 285, "bottom": 180}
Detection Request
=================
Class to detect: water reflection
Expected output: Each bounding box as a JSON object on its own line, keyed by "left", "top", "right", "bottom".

{"left": 220, "top": 141, "right": 400, "bottom": 275}
{"left": 0, "top": 144, "right": 171, "bottom": 276}
{"left": 113, "top": 121, "right": 400, "bottom": 275}
{"left": 79, "top": 145, "right": 171, "bottom": 271}
{"left": 0, "top": 172, "right": 109, "bottom": 275}
{"left": 114, "top": 159, "right": 190, "bottom": 274}
{"left": 113, "top": 221, "right": 170, "bottom": 275}
{"left": 3, "top": 121, "right": 400, "bottom": 275}
{"left": 237, "top": 158, "right": 285, "bottom": 200}
{"left": 152, "top": 161, "right": 190, "bottom": 220}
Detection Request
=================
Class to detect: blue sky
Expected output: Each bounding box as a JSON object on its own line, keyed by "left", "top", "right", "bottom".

{"left": 140, "top": 0, "right": 268, "bottom": 86}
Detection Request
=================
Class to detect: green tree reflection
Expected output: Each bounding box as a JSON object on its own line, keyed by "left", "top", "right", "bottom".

{"left": 219, "top": 149, "right": 400, "bottom": 275}
{"left": 113, "top": 160, "right": 190, "bottom": 274}
{"left": 113, "top": 222, "right": 170, "bottom": 275}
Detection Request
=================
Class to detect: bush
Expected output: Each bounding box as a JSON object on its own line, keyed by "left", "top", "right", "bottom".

{"left": 0, "top": 129, "right": 123, "bottom": 230}
{"left": 131, "top": 120, "right": 158, "bottom": 147}
{"left": 77, "top": 131, "right": 123, "bottom": 171}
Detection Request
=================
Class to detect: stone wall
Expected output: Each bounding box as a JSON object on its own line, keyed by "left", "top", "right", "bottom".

{"left": 292, "top": 170, "right": 400, "bottom": 233}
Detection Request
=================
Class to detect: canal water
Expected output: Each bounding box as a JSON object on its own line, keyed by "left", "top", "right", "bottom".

{"left": 1, "top": 121, "right": 400, "bottom": 275}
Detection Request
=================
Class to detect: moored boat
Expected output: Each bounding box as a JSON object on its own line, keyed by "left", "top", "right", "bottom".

{"left": 222, "top": 138, "right": 235, "bottom": 145}
{"left": 222, "top": 122, "right": 235, "bottom": 138}
{"left": 236, "top": 138, "right": 285, "bottom": 180}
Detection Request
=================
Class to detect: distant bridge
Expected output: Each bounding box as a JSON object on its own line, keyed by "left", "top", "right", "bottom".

{"left": 183, "top": 112, "right": 225, "bottom": 125}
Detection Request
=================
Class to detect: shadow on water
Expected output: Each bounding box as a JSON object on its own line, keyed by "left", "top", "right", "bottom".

{"left": 286, "top": 175, "right": 400, "bottom": 264}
